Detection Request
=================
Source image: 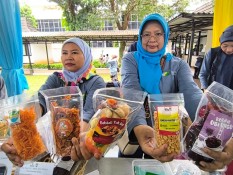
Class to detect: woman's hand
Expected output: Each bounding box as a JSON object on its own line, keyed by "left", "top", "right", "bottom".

{"left": 71, "top": 133, "right": 101, "bottom": 161}
{"left": 134, "top": 125, "right": 176, "bottom": 162}
{"left": 199, "top": 138, "right": 233, "bottom": 172}
{"left": 1, "top": 138, "right": 24, "bottom": 167}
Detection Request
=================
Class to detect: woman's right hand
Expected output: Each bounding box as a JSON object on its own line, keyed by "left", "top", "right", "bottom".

{"left": 134, "top": 125, "right": 176, "bottom": 162}
{"left": 1, "top": 138, "right": 24, "bottom": 167}
{"left": 71, "top": 132, "right": 102, "bottom": 161}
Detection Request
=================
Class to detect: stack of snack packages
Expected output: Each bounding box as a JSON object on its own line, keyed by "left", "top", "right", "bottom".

{"left": 85, "top": 87, "right": 146, "bottom": 156}
{"left": 40, "top": 86, "right": 83, "bottom": 158}
{"left": 0, "top": 94, "right": 47, "bottom": 161}
{"left": 183, "top": 82, "right": 233, "bottom": 166}
{"left": 149, "top": 93, "right": 184, "bottom": 155}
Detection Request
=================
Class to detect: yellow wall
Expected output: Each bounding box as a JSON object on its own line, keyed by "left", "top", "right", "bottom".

{"left": 212, "top": 0, "right": 233, "bottom": 47}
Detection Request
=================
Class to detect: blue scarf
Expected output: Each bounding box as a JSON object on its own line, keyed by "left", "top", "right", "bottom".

{"left": 134, "top": 13, "right": 173, "bottom": 94}
{"left": 62, "top": 38, "right": 93, "bottom": 82}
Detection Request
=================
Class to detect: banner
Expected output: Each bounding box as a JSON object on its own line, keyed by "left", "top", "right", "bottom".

{"left": 212, "top": 0, "right": 233, "bottom": 47}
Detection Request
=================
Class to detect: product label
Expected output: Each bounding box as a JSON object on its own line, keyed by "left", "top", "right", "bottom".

{"left": 157, "top": 106, "right": 180, "bottom": 135}
{"left": 92, "top": 118, "right": 126, "bottom": 145}
{"left": 15, "top": 162, "right": 55, "bottom": 175}
{"left": 8, "top": 109, "right": 21, "bottom": 124}
{"left": 191, "top": 110, "right": 233, "bottom": 158}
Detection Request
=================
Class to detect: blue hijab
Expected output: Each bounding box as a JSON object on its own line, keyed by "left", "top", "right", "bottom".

{"left": 62, "top": 38, "right": 92, "bottom": 82}
{"left": 134, "top": 13, "right": 173, "bottom": 94}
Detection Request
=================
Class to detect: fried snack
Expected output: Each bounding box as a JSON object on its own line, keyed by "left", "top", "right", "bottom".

{"left": 51, "top": 100, "right": 81, "bottom": 157}
{"left": 11, "top": 108, "right": 46, "bottom": 161}
{"left": 154, "top": 111, "right": 181, "bottom": 155}
{"left": 85, "top": 98, "right": 131, "bottom": 155}
{"left": 0, "top": 120, "right": 8, "bottom": 139}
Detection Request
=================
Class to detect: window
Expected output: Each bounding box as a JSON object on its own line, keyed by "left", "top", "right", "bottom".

{"left": 91, "top": 41, "right": 104, "bottom": 48}
{"left": 128, "top": 14, "right": 140, "bottom": 29}
{"left": 104, "top": 20, "right": 113, "bottom": 31}
{"left": 106, "top": 41, "right": 113, "bottom": 47}
{"left": 37, "top": 19, "right": 65, "bottom": 32}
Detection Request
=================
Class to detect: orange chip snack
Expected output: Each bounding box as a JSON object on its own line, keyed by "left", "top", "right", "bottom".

{"left": 11, "top": 108, "right": 46, "bottom": 161}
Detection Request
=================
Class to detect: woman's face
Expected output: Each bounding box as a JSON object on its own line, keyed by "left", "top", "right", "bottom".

{"left": 61, "top": 43, "right": 85, "bottom": 72}
{"left": 221, "top": 41, "right": 233, "bottom": 55}
{"left": 141, "top": 21, "right": 165, "bottom": 53}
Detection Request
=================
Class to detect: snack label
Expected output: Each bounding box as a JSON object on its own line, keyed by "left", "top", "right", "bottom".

{"left": 157, "top": 106, "right": 180, "bottom": 135}
{"left": 8, "top": 109, "right": 21, "bottom": 124}
{"left": 191, "top": 110, "right": 233, "bottom": 158}
{"left": 92, "top": 118, "right": 126, "bottom": 145}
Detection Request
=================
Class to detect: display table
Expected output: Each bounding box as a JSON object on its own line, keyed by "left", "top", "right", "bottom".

{"left": 84, "top": 158, "right": 210, "bottom": 175}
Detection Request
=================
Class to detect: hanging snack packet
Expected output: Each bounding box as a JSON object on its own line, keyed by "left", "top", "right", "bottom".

{"left": 183, "top": 82, "right": 233, "bottom": 165}
{"left": 85, "top": 87, "right": 146, "bottom": 156}
{"left": 40, "top": 86, "right": 82, "bottom": 157}
{"left": 148, "top": 93, "right": 184, "bottom": 155}
{"left": 4, "top": 94, "right": 47, "bottom": 161}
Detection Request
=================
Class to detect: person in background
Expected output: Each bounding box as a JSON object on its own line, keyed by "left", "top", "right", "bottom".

{"left": 199, "top": 25, "right": 233, "bottom": 91}
{"left": 107, "top": 55, "right": 119, "bottom": 82}
{"left": 0, "top": 75, "right": 7, "bottom": 99}
{"left": 1, "top": 37, "right": 106, "bottom": 167}
{"left": 105, "top": 54, "right": 109, "bottom": 63}
{"left": 193, "top": 52, "right": 204, "bottom": 79}
{"left": 120, "top": 12, "right": 202, "bottom": 161}
{"left": 128, "top": 42, "right": 137, "bottom": 52}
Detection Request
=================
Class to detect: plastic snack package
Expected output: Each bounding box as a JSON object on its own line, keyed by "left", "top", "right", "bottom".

{"left": 132, "top": 159, "right": 173, "bottom": 175}
{"left": 0, "top": 98, "right": 11, "bottom": 142}
{"left": 148, "top": 93, "right": 184, "bottom": 155}
{"left": 183, "top": 81, "right": 233, "bottom": 166}
{"left": 85, "top": 87, "right": 146, "bottom": 156}
{"left": 40, "top": 86, "right": 83, "bottom": 158}
{"left": 0, "top": 113, "right": 9, "bottom": 142}
{"left": 1, "top": 93, "right": 47, "bottom": 161}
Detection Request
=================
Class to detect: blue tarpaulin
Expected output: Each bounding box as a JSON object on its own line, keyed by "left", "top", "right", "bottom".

{"left": 0, "top": 0, "right": 29, "bottom": 97}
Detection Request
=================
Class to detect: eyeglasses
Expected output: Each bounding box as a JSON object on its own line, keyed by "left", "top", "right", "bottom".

{"left": 222, "top": 31, "right": 233, "bottom": 37}
{"left": 141, "top": 32, "right": 164, "bottom": 41}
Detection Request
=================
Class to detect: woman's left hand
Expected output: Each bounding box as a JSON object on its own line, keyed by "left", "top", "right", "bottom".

{"left": 199, "top": 138, "right": 233, "bottom": 172}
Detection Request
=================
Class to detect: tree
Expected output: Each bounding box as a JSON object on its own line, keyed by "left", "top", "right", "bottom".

{"left": 49, "top": 0, "right": 190, "bottom": 61}
{"left": 50, "top": 0, "right": 104, "bottom": 31}
{"left": 20, "top": 5, "right": 37, "bottom": 28}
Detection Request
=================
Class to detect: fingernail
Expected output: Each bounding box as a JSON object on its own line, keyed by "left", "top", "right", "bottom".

{"left": 199, "top": 161, "right": 205, "bottom": 167}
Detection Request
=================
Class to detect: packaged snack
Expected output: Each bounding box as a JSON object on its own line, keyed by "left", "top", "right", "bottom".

{"left": 0, "top": 118, "right": 9, "bottom": 141}
{"left": 148, "top": 93, "right": 184, "bottom": 155}
{"left": 2, "top": 94, "right": 46, "bottom": 161}
{"left": 132, "top": 159, "right": 173, "bottom": 175}
{"left": 183, "top": 82, "right": 233, "bottom": 165}
{"left": 40, "top": 86, "right": 83, "bottom": 157}
{"left": 85, "top": 87, "right": 146, "bottom": 156}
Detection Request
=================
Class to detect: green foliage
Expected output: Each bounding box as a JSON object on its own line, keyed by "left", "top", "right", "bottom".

{"left": 24, "top": 63, "right": 63, "bottom": 69}
{"left": 20, "top": 5, "right": 38, "bottom": 28}
{"left": 50, "top": 0, "right": 104, "bottom": 31}
{"left": 93, "top": 60, "right": 107, "bottom": 68}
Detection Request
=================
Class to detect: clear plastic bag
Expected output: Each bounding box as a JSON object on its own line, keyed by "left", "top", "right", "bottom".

{"left": 132, "top": 159, "right": 173, "bottom": 175}
{"left": 148, "top": 93, "right": 184, "bottom": 155}
{"left": 40, "top": 86, "right": 83, "bottom": 157}
{"left": 0, "top": 105, "right": 10, "bottom": 142}
{"left": 1, "top": 94, "right": 47, "bottom": 161}
{"left": 85, "top": 87, "right": 146, "bottom": 156}
{"left": 183, "top": 81, "right": 233, "bottom": 165}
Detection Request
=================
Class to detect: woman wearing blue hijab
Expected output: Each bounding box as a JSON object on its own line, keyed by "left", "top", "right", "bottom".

{"left": 1, "top": 37, "right": 106, "bottom": 167}
{"left": 120, "top": 13, "right": 202, "bottom": 161}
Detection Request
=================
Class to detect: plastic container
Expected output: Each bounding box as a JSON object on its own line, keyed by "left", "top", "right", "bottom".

{"left": 132, "top": 160, "right": 173, "bottom": 175}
